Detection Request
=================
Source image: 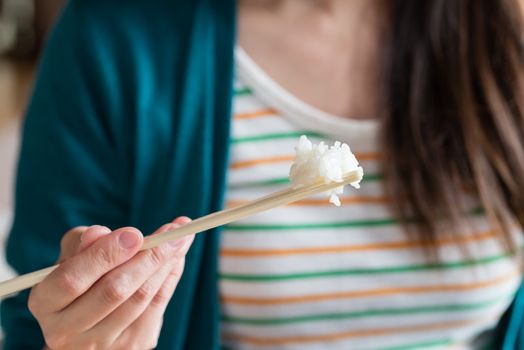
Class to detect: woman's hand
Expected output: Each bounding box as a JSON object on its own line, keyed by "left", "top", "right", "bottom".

{"left": 28, "top": 217, "right": 194, "bottom": 350}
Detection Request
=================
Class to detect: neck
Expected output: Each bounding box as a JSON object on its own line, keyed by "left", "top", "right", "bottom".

{"left": 239, "top": 0, "right": 387, "bottom": 37}
{"left": 237, "top": 0, "right": 389, "bottom": 118}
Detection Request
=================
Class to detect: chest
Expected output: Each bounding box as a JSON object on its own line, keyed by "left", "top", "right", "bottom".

{"left": 218, "top": 79, "right": 522, "bottom": 350}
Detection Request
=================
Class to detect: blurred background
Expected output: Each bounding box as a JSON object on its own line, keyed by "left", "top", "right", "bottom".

{"left": 0, "top": 0, "right": 65, "bottom": 281}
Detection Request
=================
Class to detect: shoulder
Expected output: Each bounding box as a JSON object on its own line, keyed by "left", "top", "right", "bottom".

{"left": 66, "top": 0, "right": 232, "bottom": 32}
{"left": 62, "top": 0, "right": 189, "bottom": 38}
{"left": 69, "top": 0, "right": 196, "bottom": 19}
{"left": 55, "top": 0, "right": 235, "bottom": 63}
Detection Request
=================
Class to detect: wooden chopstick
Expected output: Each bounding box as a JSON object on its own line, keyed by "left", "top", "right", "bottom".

{"left": 0, "top": 171, "right": 362, "bottom": 298}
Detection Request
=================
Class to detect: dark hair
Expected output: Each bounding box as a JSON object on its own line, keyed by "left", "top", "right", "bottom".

{"left": 382, "top": 0, "right": 524, "bottom": 252}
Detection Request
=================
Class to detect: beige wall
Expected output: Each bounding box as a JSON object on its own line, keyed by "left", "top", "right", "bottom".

{"left": 0, "top": 59, "right": 33, "bottom": 280}
{"left": 0, "top": 116, "right": 18, "bottom": 280}
{"left": 0, "top": 0, "right": 61, "bottom": 281}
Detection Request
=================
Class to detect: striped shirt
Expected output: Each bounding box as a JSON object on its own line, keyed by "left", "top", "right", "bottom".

{"left": 218, "top": 48, "right": 523, "bottom": 350}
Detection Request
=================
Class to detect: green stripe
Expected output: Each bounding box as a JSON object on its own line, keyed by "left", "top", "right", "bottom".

{"left": 230, "top": 173, "right": 382, "bottom": 189}
{"left": 223, "top": 338, "right": 453, "bottom": 350}
{"left": 387, "top": 337, "right": 493, "bottom": 350}
{"left": 221, "top": 294, "right": 511, "bottom": 326}
{"left": 231, "top": 177, "right": 290, "bottom": 189}
{"left": 224, "top": 207, "right": 483, "bottom": 231}
{"left": 231, "top": 131, "right": 324, "bottom": 144}
{"left": 363, "top": 173, "right": 383, "bottom": 181}
{"left": 379, "top": 339, "right": 452, "bottom": 350}
{"left": 389, "top": 336, "right": 493, "bottom": 350}
{"left": 234, "top": 86, "right": 253, "bottom": 96}
{"left": 219, "top": 251, "right": 514, "bottom": 281}
{"left": 225, "top": 217, "right": 396, "bottom": 231}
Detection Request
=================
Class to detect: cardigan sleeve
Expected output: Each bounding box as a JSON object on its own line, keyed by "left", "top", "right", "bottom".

{"left": 1, "top": 1, "right": 132, "bottom": 348}
{"left": 1, "top": 0, "right": 235, "bottom": 348}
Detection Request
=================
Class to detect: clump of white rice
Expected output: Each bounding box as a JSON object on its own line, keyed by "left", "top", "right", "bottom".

{"left": 289, "top": 135, "right": 364, "bottom": 206}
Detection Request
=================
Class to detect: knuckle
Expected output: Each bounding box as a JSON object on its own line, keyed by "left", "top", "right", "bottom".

{"left": 170, "top": 258, "right": 186, "bottom": 279}
{"left": 102, "top": 274, "right": 130, "bottom": 305}
{"left": 93, "top": 246, "right": 117, "bottom": 269}
{"left": 27, "top": 291, "right": 40, "bottom": 316}
{"left": 150, "top": 288, "right": 171, "bottom": 307}
{"left": 131, "top": 281, "right": 155, "bottom": 304}
{"left": 44, "top": 330, "right": 69, "bottom": 350}
{"left": 169, "top": 265, "right": 183, "bottom": 282}
{"left": 60, "top": 226, "right": 86, "bottom": 248}
{"left": 57, "top": 270, "right": 84, "bottom": 297}
{"left": 150, "top": 262, "right": 184, "bottom": 307}
{"left": 125, "top": 344, "right": 141, "bottom": 350}
{"left": 93, "top": 339, "right": 112, "bottom": 350}
{"left": 146, "top": 246, "right": 167, "bottom": 267}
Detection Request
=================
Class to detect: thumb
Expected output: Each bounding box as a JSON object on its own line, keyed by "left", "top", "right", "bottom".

{"left": 58, "top": 226, "right": 87, "bottom": 262}
{"left": 77, "top": 225, "right": 112, "bottom": 252}
{"left": 58, "top": 225, "right": 111, "bottom": 262}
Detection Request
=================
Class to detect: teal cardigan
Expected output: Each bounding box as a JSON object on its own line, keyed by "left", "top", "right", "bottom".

{"left": 1, "top": 0, "right": 523, "bottom": 348}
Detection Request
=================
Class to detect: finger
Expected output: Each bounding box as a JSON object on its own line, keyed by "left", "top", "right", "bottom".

{"left": 77, "top": 225, "right": 112, "bottom": 253}
{"left": 58, "top": 226, "right": 88, "bottom": 262}
{"left": 93, "top": 222, "right": 191, "bottom": 344}
{"left": 121, "top": 234, "right": 194, "bottom": 341}
{"left": 139, "top": 255, "right": 187, "bottom": 320}
{"left": 30, "top": 228, "right": 143, "bottom": 314}
{"left": 92, "top": 258, "right": 177, "bottom": 346}
{"left": 57, "top": 232, "right": 192, "bottom": 332}
{"left": 144, "top": 217, "right": 191, "bottom": 251}
{"left": 121, "top": 256, "right": 187, "bottom": 346}
{"left": 173, "top": 216, "right": 191, "bottom": 225}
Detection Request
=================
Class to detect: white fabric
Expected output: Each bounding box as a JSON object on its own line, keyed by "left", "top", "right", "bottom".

{"left": 218, "top": 48, "right": 522, "bottom": 350}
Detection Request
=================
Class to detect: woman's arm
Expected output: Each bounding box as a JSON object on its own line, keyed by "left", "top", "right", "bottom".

{"left": 1, "top": 1, "right": 137, "bottom": 347}
{"left": 2, "top": 0, "right": 236, "bottom": 347}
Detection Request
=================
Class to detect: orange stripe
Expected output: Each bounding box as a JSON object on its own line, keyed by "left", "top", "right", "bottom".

{"left": 226, "top": 195, "right": 389, "bottom": 208}
{"left": 230, "top": 152, "right": 381, "bottom": 169}
{"left": 234, "top": 108, "right": 277, "bottom": 120}
{"left": 222, "top": 315, "right": 495, "bottom": 346}
{"left": 355, "top": 152, "right": 382, "bottom": 161}
{"left": 220, "top": 270, "right": 518, "bottom": 306}
{"left": 220, "top": 230, "right": 497, "bottom": 257}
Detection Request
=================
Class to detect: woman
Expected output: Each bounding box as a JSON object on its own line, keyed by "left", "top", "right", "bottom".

{"left": 2, "top": 0, "right": 524, "bottom": 349}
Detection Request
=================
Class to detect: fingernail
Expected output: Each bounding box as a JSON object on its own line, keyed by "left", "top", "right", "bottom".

{"left": 119, "top": 231, "right": 141, "bottom": 249}
{"left": 175, "top": 216, "right": 191, "bottom": 225}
